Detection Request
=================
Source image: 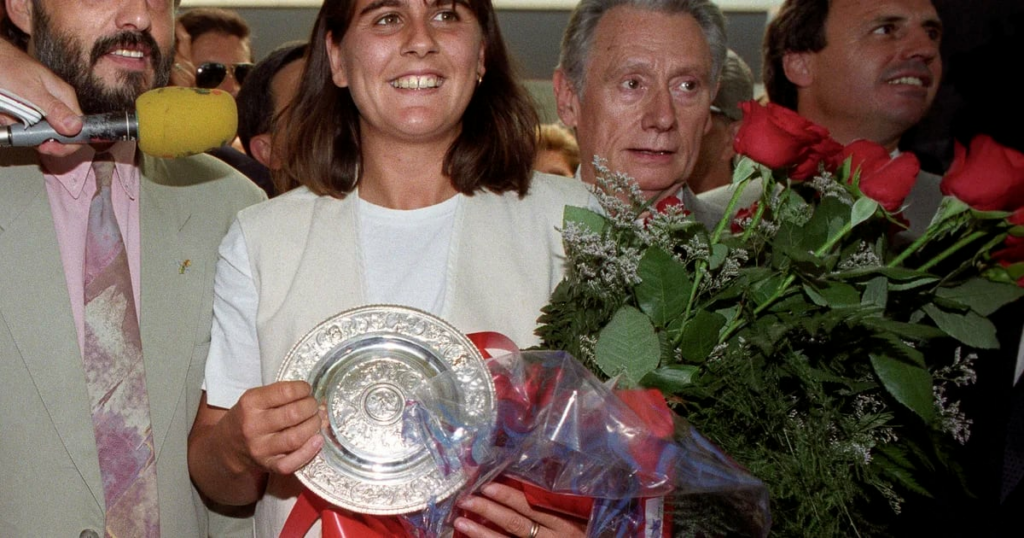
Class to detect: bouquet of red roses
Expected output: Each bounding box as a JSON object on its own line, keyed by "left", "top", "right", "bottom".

{"left": 537, "top": 101, "right": 1024, "bottom": 537}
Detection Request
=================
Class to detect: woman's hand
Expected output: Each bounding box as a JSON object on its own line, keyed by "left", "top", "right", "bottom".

{"left": 223, "top": 380, "right": 324, "bottom": 474}
{"left": 454, "top": 483, "right": 587, "bottom": 538}
{"left": 187, "top": 382, "right": 324, "bottom": 506}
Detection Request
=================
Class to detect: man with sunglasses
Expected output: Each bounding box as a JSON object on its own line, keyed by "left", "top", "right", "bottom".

{"left": 0, "top": 0, "right": 264, "bottom": 536}
{"left": 174, "top": 7, "right": 253, "bottom": 98}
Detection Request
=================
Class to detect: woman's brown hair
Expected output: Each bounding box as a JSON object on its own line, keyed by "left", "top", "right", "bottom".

{"left": 277, "top": 0, "right": 538, "bottom": 198}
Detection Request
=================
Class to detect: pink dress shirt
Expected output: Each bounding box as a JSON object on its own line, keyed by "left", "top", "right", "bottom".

{"left": 43, "top": 142, "right": 141, "bottom": 356}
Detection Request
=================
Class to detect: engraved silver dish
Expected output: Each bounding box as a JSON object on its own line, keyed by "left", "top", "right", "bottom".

{"left": 276, "top": 305, "right": 495, "bottom": 515}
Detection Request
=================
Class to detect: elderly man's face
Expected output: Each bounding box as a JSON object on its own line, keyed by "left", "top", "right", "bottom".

{"left": 787, "top": 0, "right": 942, "bottom": 150}
{"left": 10, "top": 0, "right": 175, "bottom": 114}
{"left": 555, "top": 6, "right": 713, "bottom": 199}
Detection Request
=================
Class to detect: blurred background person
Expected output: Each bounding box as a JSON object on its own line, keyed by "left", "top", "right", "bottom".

{"left": 686, "top": 49, "right": 753, "bottom": 195}
{"left": 236, "top": 40, "right": 308, "bottom": 197}
{"left": 678, "top": 48, "right": 761, "bottom": 227}
{"left": 174, "top": 7, "right": 254, "bottom": 98}
{"left": 187, "top": 0, "right": 592, "bottom": 536}
{"left": 534, "top": 123, "right": 580, "bottom": 177}
{"left": 171, "top": 8, "right": 268, "bottom": 191}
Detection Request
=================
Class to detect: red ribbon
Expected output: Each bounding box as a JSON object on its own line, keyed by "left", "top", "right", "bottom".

{"left": 279, "top": 333, "right": 673, "bottom": 537}
{"left": 280, "top": 487, "right": 407, "bottom": 538}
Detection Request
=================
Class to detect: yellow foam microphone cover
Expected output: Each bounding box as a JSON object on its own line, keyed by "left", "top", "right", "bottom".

{"left": 136, "top": 87, "right": 237, "bottom": 158}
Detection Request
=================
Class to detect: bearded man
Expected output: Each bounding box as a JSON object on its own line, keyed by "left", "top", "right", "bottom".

{"left": 0, "top": 1, "right": 264, "bottom": 536}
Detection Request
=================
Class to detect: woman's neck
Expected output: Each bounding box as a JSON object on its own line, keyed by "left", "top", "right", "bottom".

{"left": 357, "top": 131, "right": 459, "bottom": 210}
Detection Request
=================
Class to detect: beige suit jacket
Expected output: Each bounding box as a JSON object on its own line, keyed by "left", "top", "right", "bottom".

{"left": 0, "top": 148, "right": 265, "bottom": 537}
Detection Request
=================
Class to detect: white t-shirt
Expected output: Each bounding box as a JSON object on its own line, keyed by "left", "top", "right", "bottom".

{"left": 203, "top": 194, "right": 461, "bottom": 409}
{"left": 357, "top": 194, "right": 459, "bottom": 314}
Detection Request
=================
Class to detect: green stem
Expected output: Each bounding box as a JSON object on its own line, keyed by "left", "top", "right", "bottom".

{"left": 917, "top": 230, "right": 987, "bottom": 273}
{"left": 718, "top": 203, "right": 858, "bottom": 343}
{"left": 739, "top": 197, "right": 768, "bottom": 244}
{"left": 679, "top": 175, "right": 757, "bottom": 334}
{"left": 709, "top": 175, "right": 753, "bottom": 244}
{"left": 887, "top": 222, "right": 948, "bottom": 268}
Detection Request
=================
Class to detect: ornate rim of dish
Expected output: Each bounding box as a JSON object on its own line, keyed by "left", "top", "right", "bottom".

{"left": 275, "top": 304, "right": 495, "bottom": 515}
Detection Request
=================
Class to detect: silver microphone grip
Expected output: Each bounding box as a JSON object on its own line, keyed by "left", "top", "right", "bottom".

{"left": 0, "top": 111, "right": 137, "bottom": 147}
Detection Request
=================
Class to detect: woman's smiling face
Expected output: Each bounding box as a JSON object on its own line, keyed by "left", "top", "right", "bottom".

{"left": 326, "top": 0, "right": 485, "bottom": 145}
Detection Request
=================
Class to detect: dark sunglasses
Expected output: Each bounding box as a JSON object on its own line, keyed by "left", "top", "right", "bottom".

{"left": 195, "top": 62, "right": 255, "bottom": 89}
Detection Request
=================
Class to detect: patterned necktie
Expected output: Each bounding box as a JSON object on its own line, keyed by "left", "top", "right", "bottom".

{"left": 82, "top": 153, "right": 160, "bottom": 537}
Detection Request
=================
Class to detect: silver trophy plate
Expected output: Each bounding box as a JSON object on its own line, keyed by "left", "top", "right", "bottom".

{"left": 276, "top": 305, "right": 495, "bottom": 515}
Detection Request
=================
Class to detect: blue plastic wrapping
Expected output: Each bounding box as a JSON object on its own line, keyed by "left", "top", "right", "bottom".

{"left": 399, "top": 349, "right": 771, "bottom": 537}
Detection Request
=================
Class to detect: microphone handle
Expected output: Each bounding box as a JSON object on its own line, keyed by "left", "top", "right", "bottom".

{"left": 0, "top": 111, "right": 138, "bottom": 147}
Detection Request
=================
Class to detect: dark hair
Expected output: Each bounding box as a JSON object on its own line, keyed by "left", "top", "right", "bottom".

{"left": 177, "top": 7, "right": 251, "bottom": 54}
{"left": 237, "top": 41, "right": 308, "bottom": 157}
{"left": 279, "top": 0, "right": 538, "bottom": 199}
{"left": 762, "top": 0, "right": 830, "bottom": 110}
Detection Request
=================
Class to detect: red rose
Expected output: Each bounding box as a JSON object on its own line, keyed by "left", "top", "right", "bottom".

{"left": 993, "top": 236, "right": 1024, "bottom": 265}
{"left": 734, "top": 101, "right": 843, "bottom": 180}
{"left": 1009, "top": 207, "right": 1024, "bottom": 226}
{"left": 654, "top": 194, "right": 684, "bottom": 214}
{"left": 940, "top": 134, "right": 1024, "bottom": 211}
{"left": 841, "top": 140, "right": 920, "bottom": 212}
{"left": 644, "top": 194, "right": 689, "bottom": 227}
{"left": 731, "top": 202, "right": 759, "bottom": 234}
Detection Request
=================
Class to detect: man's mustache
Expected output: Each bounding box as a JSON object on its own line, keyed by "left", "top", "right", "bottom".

{"left": 89, "top": 30, "right": 162, "bottom": 68}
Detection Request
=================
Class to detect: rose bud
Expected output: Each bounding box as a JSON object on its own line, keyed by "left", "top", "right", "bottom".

{"left": 841, "top": 140, "right": 920, "bottom": 212}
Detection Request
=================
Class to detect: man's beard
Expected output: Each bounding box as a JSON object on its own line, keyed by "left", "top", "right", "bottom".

{"left": 32, "top": 7, "right": 172, "bottom": 114}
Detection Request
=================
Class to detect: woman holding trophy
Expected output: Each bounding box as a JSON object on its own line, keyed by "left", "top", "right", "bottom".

{"left": 187, "top": 0, "right": 591, "bottom": 536}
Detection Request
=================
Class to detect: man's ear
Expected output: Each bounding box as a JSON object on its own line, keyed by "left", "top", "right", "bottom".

{"left": 552, "top": 68, "right": 580, "bottom": 130}
{"left": 782, "top": 51, "right": 814, "bottom": 89}
{"left": 249, "top": 133, "right": 277, "bottom": 169}
{"left": 6, "top": 0, "right": 34, "bottom": 36}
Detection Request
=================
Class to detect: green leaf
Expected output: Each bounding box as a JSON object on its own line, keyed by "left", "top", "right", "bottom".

{"left": 862, "top": 276, "right": 888, "bottom": 311}
{"left": 732, "top": 155, "right": 757, "bottom": 184}
{"left": 850, "top": 196, "right": 879, "bottom": 227}
{"left": 679, "top": 310, "right": 727, "bottom": 363}
{"left": 595, "top": 306, "right": 661, "bottom": 385}
{"left": 875, "top": 446, "right": 933, "bottom": 498}
{"left": 803, "top": 284, "right": 827, "bottom": 307}
{"left": 933, "top": 196, "right": 970, "bottom": 226}
{"left": 801, "top": 197, "right": 849, "bottom": 253}
{"left": 708, "top": 243, "right": 729, "bottom": 270}
{"left": 870, "top": 353, "right": 936, "bottom": 422}
{"left": 922, "top": 303, "right": 1000, "bottom": 349}
{"left": 861, "top": 318, "right": 947, "bottom": 341}
{"left": 815, "top": 281, "right": 861, "bottom": 307}
{"left": 641, "top": 365, "right": 699, "bottom": 393}
{"left": 563, "top": 205, "right": 606, "bottom": 234}
{"left": 635, "top": 247, "right": 691, "bottom": 327}
{"left": 889, "top": 277, "right": 940, "bottom": 291}
{"left": 936, "top": 278, "right": 1024, "bottom": 316}
{"left": 751, "top": 274, "right": 788, "bottom": 306}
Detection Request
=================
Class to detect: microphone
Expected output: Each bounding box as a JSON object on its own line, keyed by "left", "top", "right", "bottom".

{"left": 0, "top": 87, "right": 238, "bottom": 157}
